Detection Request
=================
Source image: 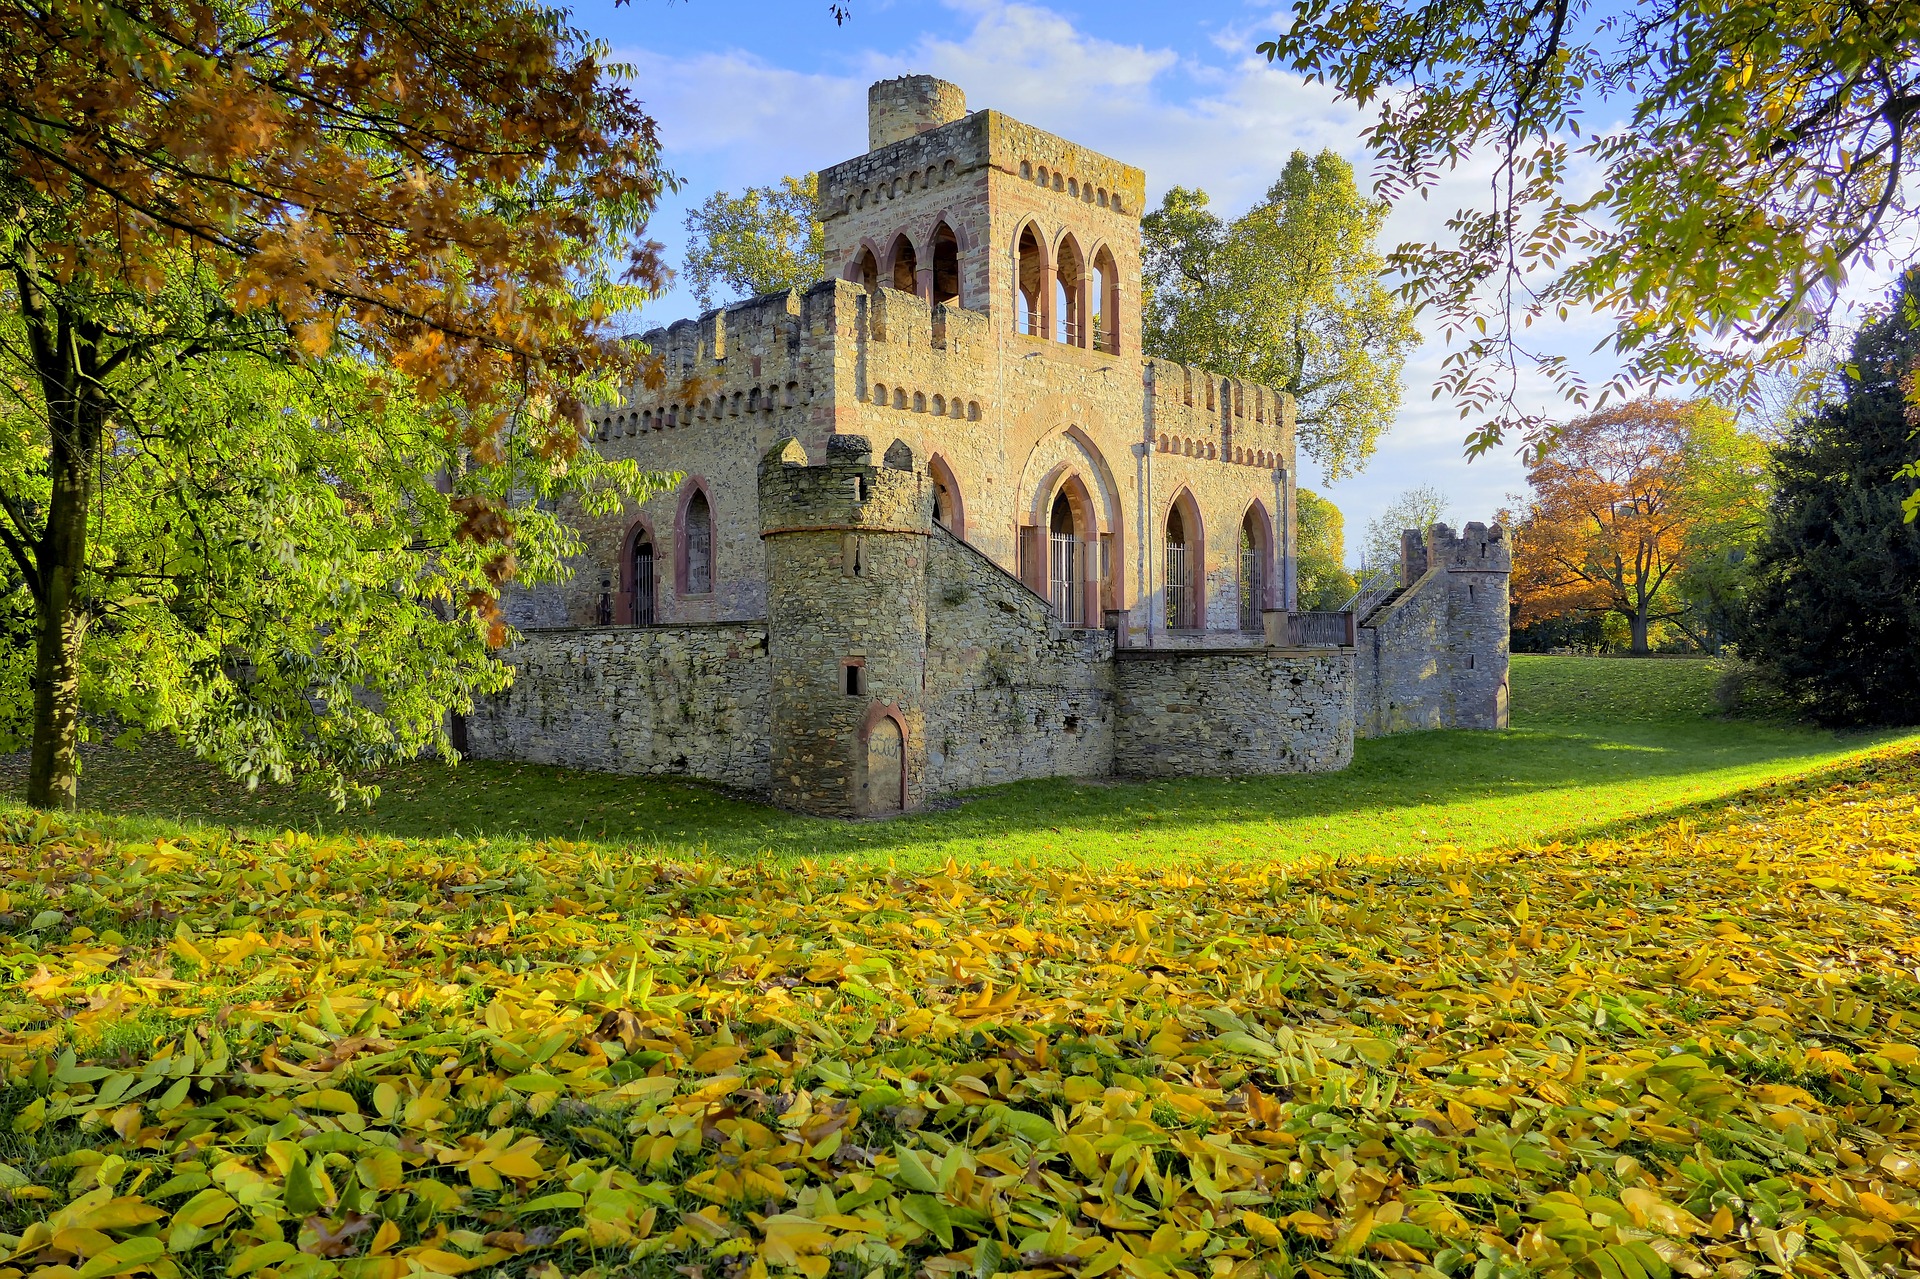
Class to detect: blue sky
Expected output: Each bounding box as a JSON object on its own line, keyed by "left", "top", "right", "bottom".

{"left": 578, "top": 0, "right": 1891, "bottom": 566}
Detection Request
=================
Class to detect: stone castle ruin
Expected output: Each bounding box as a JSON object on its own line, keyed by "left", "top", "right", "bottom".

{"left": 470, "top": 76, "right": 1512, "bottom": 816}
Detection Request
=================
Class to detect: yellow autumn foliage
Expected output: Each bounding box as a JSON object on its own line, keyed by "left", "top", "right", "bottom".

{"left": 0, "top": 751, "right": 1914, "bottom": 1278}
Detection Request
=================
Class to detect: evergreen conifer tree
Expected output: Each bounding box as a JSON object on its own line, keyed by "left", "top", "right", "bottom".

{"left": 1740, "top": 276, "right": 1920, "bottom": 724}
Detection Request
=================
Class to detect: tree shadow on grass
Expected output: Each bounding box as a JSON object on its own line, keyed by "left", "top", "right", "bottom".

{"left": 9, "top": 709, "right": 1910, "bottom": 870}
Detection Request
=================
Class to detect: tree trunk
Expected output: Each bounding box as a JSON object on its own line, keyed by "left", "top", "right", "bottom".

{"left": 25, "top": 361, "right": 99, "bottom": 811}
{"left": 1630, "top": 606, "right": 1650, "bottom": 655}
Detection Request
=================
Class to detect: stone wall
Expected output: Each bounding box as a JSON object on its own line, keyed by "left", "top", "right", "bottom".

{"left": 1114, "top": 648, "right": 1354, "bottom": 776}
{"left": 465, "top": 623, "right": 769, "bottom": 789}
{"left": 924, "top": 525, "right": 1115, "bottom": 793}
{"left": 1354, "top": 522, "right": 1512, "bottom": 737}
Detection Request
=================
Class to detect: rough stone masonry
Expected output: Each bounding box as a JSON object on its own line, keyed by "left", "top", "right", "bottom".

{"left": 466, "top": 76, "right": 1511, "bottom": 816}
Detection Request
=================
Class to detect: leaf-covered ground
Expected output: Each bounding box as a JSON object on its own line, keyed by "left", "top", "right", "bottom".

{"left": 0, "top": 748, "right": 1916, "bottom": 1279}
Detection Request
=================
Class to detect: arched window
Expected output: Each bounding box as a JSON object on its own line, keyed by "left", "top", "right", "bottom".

{"left": 929, "top": 454, "right": 964, "bottom": 539}
{"left": 1092, "top": 246, "right": 1120, "bottom": 353}
{"left": 628, "top": 528, "right": 656, "bottom": 625}
{"left": 1015, "top": 225, "right": 1044, "bottom": 336}
{"left": 853, "top": 248, "right": 879, "bottom": 292}
{"left": 931, "top": 223, "right": 961, "bottom": 307}
{"left": 1165, "top": 498, "right": 1202, "bottom": 630}
{"left": 1049, "top": 491, "right": 1083, "bottom": 626}
{"left": 1239, "top": 506, "right": 1272, "bottom": 632}
{"left": 1055, "top": 236, "right": 1085, "bottom": 346}
{"left": 681, "top": 488, "right": 713, "bottom": 595}
{"left": 889, "top": 235, "right": 918, "bottom": 293}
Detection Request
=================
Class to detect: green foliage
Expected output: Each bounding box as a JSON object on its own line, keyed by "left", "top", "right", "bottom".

{"left": 0, "top": 740, "right": 1916, "bottom": 1277}
{"left": 1261, "top": 1, "right": 1920, "bottom": 454}
{"left": 0, "top": 303, "right": 663, "bottom": 805}
{"left": 1739, "top": 274, "right": 1920, "bottom": 725}
{"left": 1361, "top": 485, "right": 1451, "bottom": 578}
{"left": 1670, "top": 415, "right": 1772, "bottom": 651}
{"left": 1140, "top": 153, "right": 1418, "bottom": 480}
{"left": 1295, "top": 488, "right": 1355, "bottom": 609}
{"left": 681, "top": 174, "right": 828, "bottom": 310}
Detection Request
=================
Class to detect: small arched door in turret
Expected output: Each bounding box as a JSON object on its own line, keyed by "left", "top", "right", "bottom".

{"left": 863, "top": 716, "right": 904, "bottom": 815}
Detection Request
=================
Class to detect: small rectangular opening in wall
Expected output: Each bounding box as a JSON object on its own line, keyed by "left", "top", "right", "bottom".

{"left": 843, "top": 534, "right": 863, "bottom": 577}
{"left": 1468, "top": 653, "right": 1475, "bottom": 670}
{"left": 843, "top": 662, "right": 867, "bottom": 696}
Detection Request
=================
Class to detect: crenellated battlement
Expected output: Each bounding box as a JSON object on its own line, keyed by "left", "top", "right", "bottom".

{"left": 1144, "top": 358, "right": 1293, "bottom": 471}
{"left": 1430, "top": 521, "right": 1513, "bottom": 573}
{"left": 758, "top": 432, "right": 930, "bottom": 537}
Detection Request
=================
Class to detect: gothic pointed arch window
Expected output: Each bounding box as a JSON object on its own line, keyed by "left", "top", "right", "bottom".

{"left": 1239, "top": 504, "right": 1273, "bottom": 632}
{"left": 1055, "top": 236, "right": 1085, "bottom": 346}
{"left": 889, "top": 234, "right": 918, "bottom": 293}
{"left": 928, "top": 454, "right": 965, "bottom": 539}
{"left": 1050, "top": 490, "right": 1083, "bottom": 626}
{"left": 679, "top": 486, "right": 713, "bottom": 596}
{"left": 930, "top": 223, "right": 961, "bottom": 306}
{"left": 626, "top": 523, "right": 657, "bottom": 625}
{"left": 1091, "top": 246, "right": 1120, "bottom": 353}
{"left": 1015, "top": 224, "right": 1044, "bottom": 336}
{"left": 1165, "top": 494, "right": 1203, "bottom": 630}
{"left": 853, "top": 247, "right": 879, "bottom": 292}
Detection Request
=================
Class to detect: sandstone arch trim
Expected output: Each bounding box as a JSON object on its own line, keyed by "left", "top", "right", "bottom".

{"left": 928, "top": 452, "right": 966, "bottom": 540}
{"left": 673, "top": 476, "right": 716, "bottom": 599}
{"left": 1162, "top": 486, "right": 1205, "bottom": 631}
{"left": 855, "top": 701, "right": 909, "bottom": 815}
{"left": 1014, "top": 424, "right": 1128, "bottom": 616}
{"left": 618, "top": 515, "right": 659, "bottom": 625}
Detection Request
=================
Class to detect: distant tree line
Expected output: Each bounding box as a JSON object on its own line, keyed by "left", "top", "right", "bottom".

{"left": 1504, "top": 273, "right": 1920, "bottom": 724}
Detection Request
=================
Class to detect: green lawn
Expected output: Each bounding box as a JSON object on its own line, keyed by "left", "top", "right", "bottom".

{"left": 6, "top": 655, "right": 1913, "bottom": 867}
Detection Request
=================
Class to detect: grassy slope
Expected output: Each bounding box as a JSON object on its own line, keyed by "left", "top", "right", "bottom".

{"left": 8, "top": 656, "right": 1914, "bottom": 869}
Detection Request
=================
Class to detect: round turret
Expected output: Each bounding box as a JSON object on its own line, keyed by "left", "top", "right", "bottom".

{"left": 868, "top": 76, "right": 967, "bottom": 151}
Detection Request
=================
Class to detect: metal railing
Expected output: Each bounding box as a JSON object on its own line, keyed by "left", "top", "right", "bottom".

{"left": 1164, "top": 543, "right": 1191, "bottom": 629}
{"left": 1341, "top": 576, "right": 1397, "bottom": 623}
{"left": 1050, "top": 532, "right": 1083, "bottom": 626}
{"left": 1286, "top": 611, "right": 1356, "bottom": 647}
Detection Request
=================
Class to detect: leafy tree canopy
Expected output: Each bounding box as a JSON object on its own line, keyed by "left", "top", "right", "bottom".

{"left": 0, "top": 0, "right": 671, "bottom": 807}
{"left": 1141, "top": 152, "right": 1419, "bottom": 481}
{"left": 1509, "top": 400, "right": 1765, "bottom": 655}
{"left": 1741, "top": 274, "right": 1920, "bottom": 724}
{"left": 1296, "top": 488, "right": 1357, "bottom": 610}
{"left": 1360, "top": 485, "right": 1452, "bottom": 581}
{"left": 1262, "top": 0, "right": 1920, "bottom": 458}
{"left": 682, "top": 174, "right": 828, "bottom": 310}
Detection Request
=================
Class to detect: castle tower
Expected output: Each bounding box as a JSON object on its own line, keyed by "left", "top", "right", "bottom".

{"left": 1431, "top": 522, "right": 1512, "bottom": 730}
{"left": 816, "top": 78, "right": 1147, "bottom": 357}
{"left": 760, "top": 434, "right": 931, "bottom": 815}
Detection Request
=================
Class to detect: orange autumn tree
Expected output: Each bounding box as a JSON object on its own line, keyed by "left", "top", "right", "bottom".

{"left": 1512, "top": 399, "right": 1754, "bottom": 654}
{"left": 0, "top": 0, "right": 671, "bottom": 808}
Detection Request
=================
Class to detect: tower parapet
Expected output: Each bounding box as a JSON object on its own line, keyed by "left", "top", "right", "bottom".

{"left": 869, "top": 76, "right": 968, "bottom": 151}
{"left": 760, "top": 434, "right": 931, "bottom": 815}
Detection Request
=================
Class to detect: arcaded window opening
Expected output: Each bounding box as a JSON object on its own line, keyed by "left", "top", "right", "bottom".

{"left": 1015, "top": 225, "right": 1044, "bottom": 336}
{"left": 1049, "top": 491, "right": 1084, "bottom": 626}
{"left": 1164, "top": 494, "right": 1203, "bottom": 630}
{"left": 889, "top": 234, "right": 918, "bottom": 293}
{"left": 853, "top": 248, "right": 878, "bottom": 293}
{"left": 928, "top": 454, "right": 965, "bottom": 539}
{"left": 1092, "top": 246, "right": 1120, "bottom": 353}
{"left": 1239, "top": 505, "right": 1273, "bottom": 632}
{"left": 1055, "top": 236, "right": 1085, "bottom": 346}
{"left": 931, "top": 223, "right": 961, "bottom": 307}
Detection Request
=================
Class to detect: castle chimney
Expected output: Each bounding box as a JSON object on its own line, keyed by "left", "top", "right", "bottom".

{"left": 868, "top": 76, "right": 967, "bottom": 151}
